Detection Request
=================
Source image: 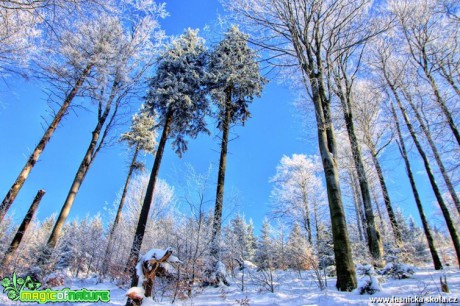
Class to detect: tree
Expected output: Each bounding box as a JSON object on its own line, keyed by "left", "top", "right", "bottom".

{"left": 207, "top": 25, "right": 266, "bottom": 269}
{"left": 372, "top": 37, "right": 460, "bottom": 268}
{"left": 389, "top": 0, "right": 460, "bottom": 147}
{"left": 102, "top": 107, "right": 157, "bottom": 276}
{"left": 286, "top": 223, "right": 312, "bottom": 272}
{"left": 1, "top": 190, "right": 45, "bottom": 271}
{"left": 352, "top": 81, "right": 402, "bottom": 244}
{"left": 270, "top": 154, "right": 326, "bottom": 246}
{"left": 46, "top": 3, "right": 167, "bottom": 251}
{"left": 125, "top": 29, "right": 209, "bottom": 295}
{"left": 0, "top": 0, "right": 111, "bottom": 76}
{"left": 224, "top": 0, "right": 389, "bottom": 290}
{"left": 0, "top": 13, "right": 120, "bottom": 222}
{"left": 390, "top": 103, "right": 443, "bottom": 270}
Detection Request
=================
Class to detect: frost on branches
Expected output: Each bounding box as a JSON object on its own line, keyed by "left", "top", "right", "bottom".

{"left": 121, "top": 106, "right": 158, "bottom": 155}
{"left": 145, "top": 28, "right": 209, "bottom": 157}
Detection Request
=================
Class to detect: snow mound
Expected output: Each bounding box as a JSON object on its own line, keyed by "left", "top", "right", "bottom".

{"left": 379, "top": 262, "right": 415, "bottom": 279}
{"left": 355, "top": 275, "right": 382, "bottom": 295}
{"left": 126, "top": 286, "right": 145, "bottom": 299}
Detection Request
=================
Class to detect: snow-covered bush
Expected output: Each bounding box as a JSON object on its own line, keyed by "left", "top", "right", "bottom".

{"left": 379, "top": 262, "right": 415, "bottom": 279}
{"left": 355, "top": 264, "right": 382, "bottom": 295}
{"left": 357, "top": 276, "right": 382, "bottom": 295}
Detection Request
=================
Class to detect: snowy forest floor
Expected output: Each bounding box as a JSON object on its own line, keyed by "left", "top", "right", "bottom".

{"left": 1, "top": 265, "right": 459, "bottom": 305}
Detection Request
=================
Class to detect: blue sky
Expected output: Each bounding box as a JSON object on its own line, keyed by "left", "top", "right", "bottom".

{"left": 0, "top": 0, "right": 440, "bottom": 233}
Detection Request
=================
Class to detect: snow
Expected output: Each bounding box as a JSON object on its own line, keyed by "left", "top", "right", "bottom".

{"left": 135, "top": 247, "right": 182, "bottom": 286}
{"left": 126, "top": 286, "right": 145, "bottom": 299}
{"left": 1, "top": 266, "right": 459, "bottom": 305}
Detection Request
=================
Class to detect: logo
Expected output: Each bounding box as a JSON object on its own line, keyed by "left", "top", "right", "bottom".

{"left": 2, "top": 272, "right": 110, "bottom": 304}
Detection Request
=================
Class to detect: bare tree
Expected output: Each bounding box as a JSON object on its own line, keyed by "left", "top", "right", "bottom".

{"left": 389, "top": 0, "right": 460, "bottom": 146}
{"left": 389, "top": 103, "right": 443, "bottom": 270}
{"left": 224, "top": 0, "right": 364, "bottom": 291}
{"left": 352, "top": 81, "right": 402, "bottom": 244}
{"left": 0, "top": 10, "right": 119, "bottom": 223}
{"left": 46, "top": 4, "right": 167, "bottom": 251}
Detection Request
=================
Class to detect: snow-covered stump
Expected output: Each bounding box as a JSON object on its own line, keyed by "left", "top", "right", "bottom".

{"left": 204, "top": 260, "right": 230, "bottom": 287}
{"left": 127, "top": 247, "right": 181, "bottom": 305}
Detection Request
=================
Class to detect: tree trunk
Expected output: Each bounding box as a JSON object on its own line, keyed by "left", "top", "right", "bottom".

{"left": 0, "top": 64, "right": 92, "bottom": 223}
{"left": 211, "top": 88, "right": 232, "bottom": 260}
{"left": 287, "top": 15, "right": 356, "bottom": 291}
{"left": 369, "top": 146, "right": 402, "bottom": 244}
{"left": 390, "top": 87, "right": 460, "bottom": 268}
{"left": 340, "top": 94, "right": 384, "bottom": 265}
{"left": 311, "top": 78, "right": 357, "bottom": 291}
{"left": 403, "top": 89, "right": 460, "bottom": 215}
{"left": 420, "top": 50, "right": 460, "bottom": 147}
{"left": 125, "top": 109, "right": 173, "bottom": 295}
{"left": 301, "top": 185, "right": 313, "bottom": 245}
{"left": 1, "top": 190, "right": 45, "bottom": 269}
{"left": 102, "top": 145, "right": 140, "bottom": 276}
{"left": 47, "top": 120, "right": 104, "bottom": 249}
{"left": 349, "top": 170, "right": 365, "bottom": 242}
{"left": 46, "top": 78, "right": 118, "bottom": 251}
{"left": 390, "top": 103, "right": 443, "bottom": 270}
{"left": 371, "top": 187, "right": 386, "bottom": 239}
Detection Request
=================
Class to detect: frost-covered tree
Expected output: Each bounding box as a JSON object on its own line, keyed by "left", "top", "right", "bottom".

{"left": 270, "top": 154, "right": 327, "bottom": 246}
{"left": 351, "top": 81, "right": 402, "bottom": 244}
{"left": 286, "top": 223, "right": 312, "bottom": 272}
{"left": 0, "top": 0, "right": 111, "bottom": 76}
{"left": 46, "top": 2, "right": 167, "bottom": 252}
{"left": 223, "top": 215, "right": 256, "bottom": 267}
{"left": 125, "top": 28, "right": 209, "bottom": 290}
{"left": 208, "top": 26, "right": 266, "bottom": 269}
{"left": 390, "top": 102, "right": 443, "bottom": 270}
{"left": 223, "top": 0, "right": 374, "bottom": 290}
{"left": 389, "top": 0, "right": 460, "bottom": 147}
{"left": 0, "top": 14, "right": 122, "bottom": 223}
{"left": 103, "top": 107, "right": 157, "bottom": 275}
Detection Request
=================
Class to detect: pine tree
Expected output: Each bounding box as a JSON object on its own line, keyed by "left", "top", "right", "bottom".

{"left": 125, "top": 29, "right": 209, "bottom": 296}
{"left": 103, "top": 107, "right": 157, "bottom": 276}
{"left": 208, "top": 26, "right": 266, "bottom": 271}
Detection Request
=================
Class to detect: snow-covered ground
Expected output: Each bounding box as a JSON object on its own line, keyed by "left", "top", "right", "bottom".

{"left": 1, "top": 265, "right": 459, "bottom": 305}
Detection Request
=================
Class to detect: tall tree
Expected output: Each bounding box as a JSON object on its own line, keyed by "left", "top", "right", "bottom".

{"left": 390, "top": 103, "right": 443, "bottom": 270}
{"left": 352, "top": 82, "right": 402, "bottom": 244}
{"left": 224, "top": 0, "right": 364, "bottom": 290}
{"left": 0, "top": 12, "right": 120, "bottom": 222}
{"left": 1, "top": 190, "right": 45, "bottom": 271}
{"left": 373, "top": 38, "right": 460, "bottom": 267}
{"left": 125, "top": 29, "right": 209, "bottom": 295}
{"left": 46, "top": 3, "right": 167, "bottom": 251}
{"left": 389, "top": 0, "right": 460, "bottom": 146}
{"left": 102, "top": 107, "right": 157, "bottom": 275}
{"left": 207, "top": 25, "right": 265, "bottom": 274}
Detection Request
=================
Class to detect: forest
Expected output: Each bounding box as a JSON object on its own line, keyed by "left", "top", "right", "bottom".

{"left": 0, "top": 0, "right": 459, "bottom": 305}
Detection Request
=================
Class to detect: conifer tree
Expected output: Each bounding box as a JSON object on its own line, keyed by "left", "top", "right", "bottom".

{"left": 208, "top": 26, "right": 266, "bottom": 277}
{"left": 125, "top": 29, "right": 209, "bottom": 294}
{"left": 102, "top": 107, "right": 157, "bottom": 276}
